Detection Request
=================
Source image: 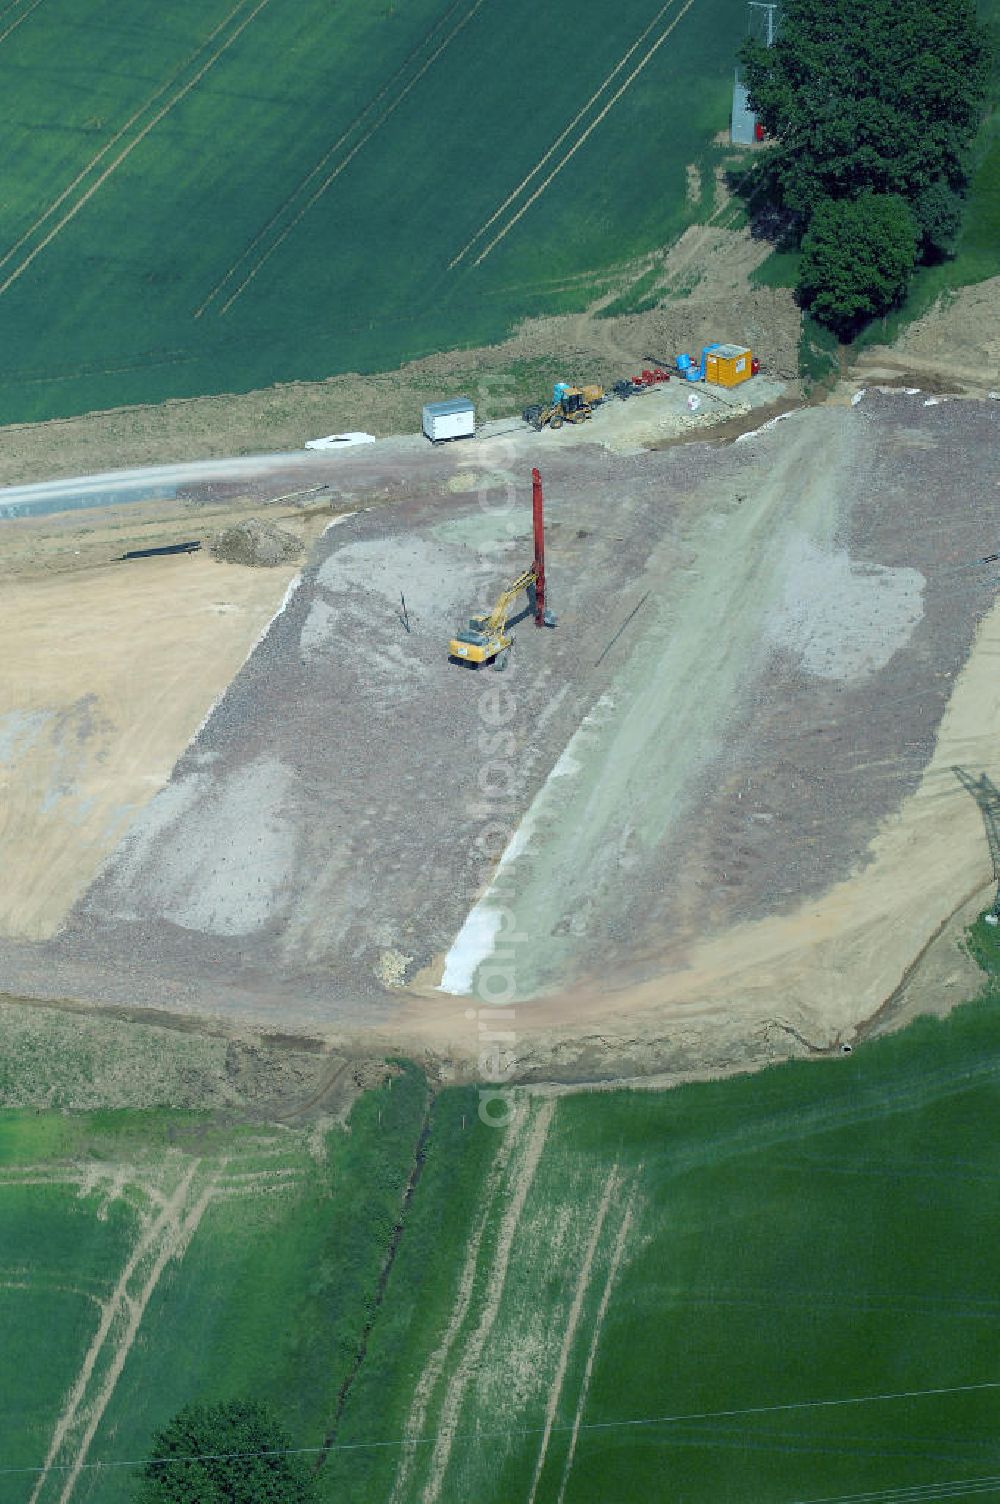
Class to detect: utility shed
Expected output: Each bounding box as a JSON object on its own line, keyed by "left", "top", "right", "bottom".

{"left": 731, "top": 76, "right": 757, "bottom": 145}
{"left": 705, "top": 344, "right": 753, "bottom": 387}
{"left": 422, "top": 397, "right": 475, "bottom": 443}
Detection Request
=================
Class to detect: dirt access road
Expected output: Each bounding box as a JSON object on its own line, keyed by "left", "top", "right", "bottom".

{"left": 1, "top": 389, "right": 998, "bottom": 1084}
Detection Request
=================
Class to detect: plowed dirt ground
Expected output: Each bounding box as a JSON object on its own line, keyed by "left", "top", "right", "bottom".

{"left": 1, "top": 389, "right": 998, "bottom": 1084}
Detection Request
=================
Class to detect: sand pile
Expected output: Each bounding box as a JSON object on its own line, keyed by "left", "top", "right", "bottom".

{"left": 211, "top": 517, "right": 302, "bottom": 567}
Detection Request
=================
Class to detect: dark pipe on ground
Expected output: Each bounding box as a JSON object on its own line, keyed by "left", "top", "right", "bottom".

{"left": 118, "top": 540, "right": 201, "bottom": 561}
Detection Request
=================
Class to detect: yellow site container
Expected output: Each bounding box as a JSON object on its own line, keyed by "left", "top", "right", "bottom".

{"left": 705, "top": 344, "right": 753, "bottom": 387}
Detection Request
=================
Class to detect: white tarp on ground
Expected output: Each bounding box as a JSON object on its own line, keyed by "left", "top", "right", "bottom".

{"left": 304, "top": 432, "right": 376, "bottom": 450}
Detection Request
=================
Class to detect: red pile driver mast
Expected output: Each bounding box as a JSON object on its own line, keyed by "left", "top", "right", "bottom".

{"left": 532, "top": 466, "right": 546, "bottom": 626}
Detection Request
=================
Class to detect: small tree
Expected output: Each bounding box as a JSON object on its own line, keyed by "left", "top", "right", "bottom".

{"left": 912, "top": 178, "right": 965, "bottom": 259}
{"left": 798, "top": 193, "right": 918, "bottom": 337}
{"left": 134, "top": 1400, "right": 317, "bottom": 1504}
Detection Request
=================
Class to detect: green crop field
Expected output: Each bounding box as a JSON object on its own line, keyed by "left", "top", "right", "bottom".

{"left": 4, "top": 974, "right": 1000, "bottom": 1503}
{"left": 0, "top": 1181, "right": 136, "bottom": 1495}
{"left": 0, "top": 0, "right": 748, "bottom": 426}
{"left": 331, "top": 999, "right": 1000, "bottom": 1503}
{"left": 0, "top": 1068, "right": 486, "bottom": 1504}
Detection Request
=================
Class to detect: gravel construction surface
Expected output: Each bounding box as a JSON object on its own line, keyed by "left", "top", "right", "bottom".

{"left": 593, "top": 391, "right": 1000, "bottom": 986}
{"left": 0, "top": 393, "right": 997, "bottom": 1043}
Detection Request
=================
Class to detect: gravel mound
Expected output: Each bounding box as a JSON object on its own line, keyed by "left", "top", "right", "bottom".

{"left": 211, "top": 517, "right": 302, "bottom": 567}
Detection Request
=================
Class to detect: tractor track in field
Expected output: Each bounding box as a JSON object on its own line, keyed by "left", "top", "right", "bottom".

{"left": 389, "top": 1100, "right": 533, "bottom": 1504}
{"left": 195, "top": 0, "right": 477, "bottom": 317}
{"left": 0, "top": 1277, "right": 103, "bottom": 1307}
{"left": 28, "top": 1160, "right": 206, "bottom": 1504}
{"left": 0, "top": 0, "right": 254, "bottom": 280}
{"left": 0, "top": 0, "right": 44, "bottom": 47}
{"left": 0, "top": 0, "right": 275, "bottom": 300}
{"left": 215, "top": 0, "right": 491, "bottom": 316}
{"left": 11, "top": 1147, "right": 314, "bottom": 1502}
{"left": 526, "top": 1165, "right": 621, "bottom": 1504}
{"left": 449, "top": 0, "right": 686, "bottom": 269}
{"left": 420, "top": 1100, "right": 556, "bottom": 1504}
{"left": 53, "top": 1165, "right": 225, "bottom": 1504}
{"left": 469, "top": 0, "right": 699, "bottom": 266}
{"left": 555, "top": 1184, "right": 639, "bottom": 1504}
{"left": 0, "top": 1168, "right": 99, "bottom": 1188}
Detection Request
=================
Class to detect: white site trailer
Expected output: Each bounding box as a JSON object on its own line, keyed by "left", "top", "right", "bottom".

{"left": 422, "top": 397, "right": 475, "bottom": 444}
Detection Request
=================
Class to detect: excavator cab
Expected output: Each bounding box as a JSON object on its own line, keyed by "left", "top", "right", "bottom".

{"left": 449, "top": 623, "right": 511, "bottom": 668}
{"left": 455, "top": 622, "right": 488, "bottom": 644}
{"left": 449, "top": 611, "right": 513, "bottom": 669}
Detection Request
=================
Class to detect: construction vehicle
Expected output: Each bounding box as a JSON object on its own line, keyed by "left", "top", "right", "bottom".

{"left": 523, "top": 382, "right": 605, "bottom": 431}
{"left": 449, "top": 565, "right": 537, "bottom": 670}
{"left": 449, "top": 469, "right": 556, "bottom": 669}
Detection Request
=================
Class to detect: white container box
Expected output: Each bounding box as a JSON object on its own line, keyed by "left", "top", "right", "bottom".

{"left": 422, "top": 397, "right": 475, "bottom": 443}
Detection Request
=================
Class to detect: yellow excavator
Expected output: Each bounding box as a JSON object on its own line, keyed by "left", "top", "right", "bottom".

{"left": 523, "top": 383, "right": 604, "bottom": 431}
{"left": 448, "top": 566, "right": 537, "bottom": 671}
{"left": 449, "top": 469, "right": 555, "bottom": 670}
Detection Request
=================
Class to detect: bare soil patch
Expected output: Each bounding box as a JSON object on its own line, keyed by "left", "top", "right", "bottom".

{"left": 649, "top": 390, "right": 806, "bottom": 446}
{"left": 211, "top": 516, "right": 303, "bottom": 567}
{"left": 0, "top": 484, "right": 329, "bottom": 581}
{"left": 0, "top": 546, "right": 304, "bottom": 940}
{"left": 0, "top": 992, "right": 339, "bottom": 1114}
{"left": 855, "top": 276, "right": 1000, "bottom": 393}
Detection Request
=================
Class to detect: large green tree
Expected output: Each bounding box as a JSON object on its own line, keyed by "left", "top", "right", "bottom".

{"left": 134, "top": 1401, "right": 317, "bottom": 1504}
{"left": 742, "top": 0, "right": 990, "bottom": 225}
{"left": 798, "top": 193, "right": 919, "bottom": 335}
{"left": 740, "top": 0, "right": 991, "bottom": 326}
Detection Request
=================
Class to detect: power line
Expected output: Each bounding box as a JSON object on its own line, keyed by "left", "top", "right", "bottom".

{"left": 791, "top": 1470, "right": 1000, "bottom": 1503}
{"left": 2, "top": 1379, "right": 997, "bottom": 1478}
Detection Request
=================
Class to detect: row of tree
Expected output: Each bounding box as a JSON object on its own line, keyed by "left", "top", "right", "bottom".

{"left": 741, "top": 0, "right": 993, "bottom": 335}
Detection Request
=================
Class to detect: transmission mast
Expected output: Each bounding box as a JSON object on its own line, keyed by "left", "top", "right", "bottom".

{"left": 747, "top": 2, "right": 778, "bottom": 46}
{"left": 731, "top": 1, "right": 778, "bottom": 145}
